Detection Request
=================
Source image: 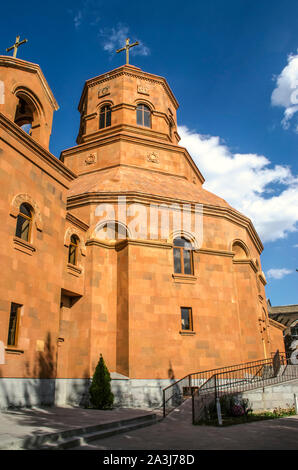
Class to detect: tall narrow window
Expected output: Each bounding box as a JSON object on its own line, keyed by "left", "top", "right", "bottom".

{"left": 7, "top": 303, "right": 22, "bottom": 346}
{"left": 68, "top": 235, "right": 79, "bottom": 265}
{"left": 15, "top": 203, "right": 32, "bottom": 242}
{"left": 136, "top": 104, "right": 151, "bottom": 127}
{"left": 99, "top": 105, "right": 111, "bottom": 129}
{"left": 181, "top": 307, "right": 193, "bottom": 331}
{"left": 173, "top": 237, "right": 194, "bottom": 275}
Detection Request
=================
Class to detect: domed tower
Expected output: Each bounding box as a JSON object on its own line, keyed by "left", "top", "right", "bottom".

{"left": 58, "top": 58, "right": 284, "bottom": 406}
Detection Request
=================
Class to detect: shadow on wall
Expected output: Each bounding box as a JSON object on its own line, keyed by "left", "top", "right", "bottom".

{"left": 0, "top": 332, "right": 56, "bottom": 409}
{"left": 0, "top": 333, "right": 86, "bottom": 409}
{"left": 110, "top": 362, "right": 177, "bottom": 409}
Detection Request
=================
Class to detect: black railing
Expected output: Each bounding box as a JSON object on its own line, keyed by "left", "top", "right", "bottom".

{"left": 162, "top": 351, "right": 297, "bottom": 418}
{"left": 192, "top": 351, "right": 298, "bottom": 424}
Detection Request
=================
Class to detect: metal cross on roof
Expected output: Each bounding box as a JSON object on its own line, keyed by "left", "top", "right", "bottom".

{"left": 116, "top": 38, "right": 139, "bottom": 65}
{"left": 6, "top": 35, "right": 28, "bottom": 58}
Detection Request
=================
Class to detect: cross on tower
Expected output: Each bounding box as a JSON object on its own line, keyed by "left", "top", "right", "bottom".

{"left": 116, "top": 38, "right": 139, "bottom": 65}
{"left": 6, "top": 35, "right": 28, "bottom": 58}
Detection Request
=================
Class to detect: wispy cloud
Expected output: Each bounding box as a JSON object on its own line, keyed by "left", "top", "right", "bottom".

{"left": 271, "top": 52, "right": 298, "bottom": 132}
{"left": 68, "top": 1, "right": 100, "bottom": 31}
{"left": 73, "top": 10, "right": 83, "bottom": 29}
{"left": 178, "top": 125, "right": 298, "bottom": 243}
{"left": 99, "top": 23, "right": 150, "bottom": 58}
{"left": 266, "top": 268, "right": 293, "bottom": 279}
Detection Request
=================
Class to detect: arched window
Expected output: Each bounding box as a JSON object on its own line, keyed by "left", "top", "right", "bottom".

{"left": 136, "top": 104, "right": 151, "bottom": 128}
{"left": 232, "top": 241, "right": 248, "bottom": 260}
{"left": 95, "top": 221, "right": 128, "bottom": 241}
{"left": 14, "top": 96, "right": 34, "bottom": 134}
{"left": 15, "top": 203, "right": 33, "bottom": 242}
{"left": 68, "top": 235, "right": 80, "bottom": 265}
{"left": 99, "top": 105, "right": 111, "bottom": 129}
{"left": 173, "top": 237, "right": 194, "bottom": 275}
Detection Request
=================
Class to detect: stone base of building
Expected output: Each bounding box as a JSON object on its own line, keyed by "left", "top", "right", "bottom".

{"left": 0, "top": 377, "right": 173, "bottom": 410}
{"left": 240, "top": 378, "right": 298, "bottom": 410}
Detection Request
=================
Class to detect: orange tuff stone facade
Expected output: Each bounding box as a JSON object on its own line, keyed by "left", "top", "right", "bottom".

{"left": 0, "top": 57, "right": 285, "bottom": 408}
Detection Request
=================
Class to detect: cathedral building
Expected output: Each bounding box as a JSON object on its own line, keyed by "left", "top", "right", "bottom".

{"left": 0, "top": 47, "right": 285, "bottom": 408}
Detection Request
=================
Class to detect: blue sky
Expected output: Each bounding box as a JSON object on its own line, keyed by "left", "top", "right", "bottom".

{"left": 1, "top": 0, "right": 298, "bottom": 305}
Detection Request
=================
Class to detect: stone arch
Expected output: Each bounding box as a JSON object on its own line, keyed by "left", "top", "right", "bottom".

{"left": 92, "top": 220, "right": 131, "bottom": 241}
{"left": 134, "top": 98, "right": 155, "bottom": 111}
{"left": 168, "top": 230, "right": 199, "bottom": 250}
{"left": 64, "top": 227, "right": 86, "bottom": 256}
{"left": 231, "top": 239, "right": 250, "bottom": 259}
{"left": 96, "top": 99, "right": 114, "bottom": 110}
{"left": 12, "top": 85, "right": 45, "bottom": 136}
{"left": 10, "top": 193, "right": 43, "bottom": 231}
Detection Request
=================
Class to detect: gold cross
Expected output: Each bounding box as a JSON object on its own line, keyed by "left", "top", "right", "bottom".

{"left": 6, "top": 35, "right": 28, "bottom": 58}
{"left": 116, "top": 38, "right": 139, "bottom": 65}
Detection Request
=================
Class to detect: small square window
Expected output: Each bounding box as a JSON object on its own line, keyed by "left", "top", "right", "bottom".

{"left": 181, "top": 307, "right": 193, "bottom": 331}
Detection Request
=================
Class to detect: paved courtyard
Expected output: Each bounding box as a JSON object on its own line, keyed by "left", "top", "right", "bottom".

{"left": 72, "top": 400, "right": 298, "bottom": 450}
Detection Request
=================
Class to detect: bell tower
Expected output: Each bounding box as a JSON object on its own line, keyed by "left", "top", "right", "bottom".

{"left": 0, "top": 55, "right": 58, "bottom": 150}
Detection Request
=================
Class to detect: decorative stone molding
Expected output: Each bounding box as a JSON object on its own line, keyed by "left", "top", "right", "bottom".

{"left": 231, "top": 239, "right": 250, "bottom": 258}
{"left": 66, "top": 263, "right": 82, "bottom": 277}
{"left": 258, "top": 271, "right": 267, "bottom": 286}
{"left": 179, "top": 331, "right": 196, "bottom": 336}
{"left": 10, "top": 193, "right": 43, "bottom": 231}
{"left": 85, "top": 152, "right": 97, "bottom": 165}
{"left": 64, "top": 227, "right": 86, "bottom": 256}
{"left": 168, "top": 230, "right": 200, "bottom": 251}
{"left": 98, "top": 85, "right": 110, "bottom": 97}
{"left": 137, "top": 85, "right": 149, "bottom": 95}
{"left": 147, "top": 152, "right": 159, "bottom": 164}
{"left": 13, "top": 236, "right": 36, "bottom": 256}
{"left": 172, "top": 273, "right": 197, "bottom": 284}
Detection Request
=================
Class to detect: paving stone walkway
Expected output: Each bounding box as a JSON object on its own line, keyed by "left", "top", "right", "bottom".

{"left": 72, "top": 399, "right": 298, "bottom": 450}
{"left": 0, "top": 405, "right": 157, "bottom": 449}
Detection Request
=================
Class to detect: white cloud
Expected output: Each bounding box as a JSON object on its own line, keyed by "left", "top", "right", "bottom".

{"left": 100, "top": 23, "right": 150, "bottom": 58}
{"left": 266, "top": 268, "right": 293, "bottom": 280}
{"left": 178, "top": 125, "right": 298, "bottom": 242}
{"left": 73, "top": 10, "right": 83, "bottom": 29}
{"left": 271, "top": 53, "right": 298, "bottom": 131}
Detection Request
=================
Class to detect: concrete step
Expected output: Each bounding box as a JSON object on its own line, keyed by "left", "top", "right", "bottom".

{"left": 22, "top": 413, "right": 160, "bottom": 450}
{"left": 40, "top": 417, "right": 161, "bottom": 450}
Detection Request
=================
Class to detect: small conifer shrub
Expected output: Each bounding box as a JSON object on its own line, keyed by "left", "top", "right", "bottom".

{"left": 89, "top": 354, "right": 114, "bottom": 409}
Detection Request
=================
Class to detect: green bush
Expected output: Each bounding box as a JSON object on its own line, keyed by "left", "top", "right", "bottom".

{"left": 89, "top": 354, "right": 114, "bottom": 409}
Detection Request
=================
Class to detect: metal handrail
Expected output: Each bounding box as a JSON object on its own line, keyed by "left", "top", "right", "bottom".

{"left": 162, "top": 351, "right": 290, "bottom": 417}
{"left": 192, "top": 351, "right": 298, "bottom": 424}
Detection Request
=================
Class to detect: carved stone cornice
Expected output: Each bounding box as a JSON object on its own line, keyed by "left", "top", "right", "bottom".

{"left": 0, "top": 113, "right": 77, "bottom": 186}
{"left": 66, "top": 212, "right": 89, "bottom": 232}
{"left": 86, "top": 238, "right": 172, "bottom": 251}
{"left": 269, "top": 318, "right": 286, "bottom": 331}
{"left": 78, "top": 64, "right": 179, "bottom": 112}
{"left": 233, "top": 258, "right": 259, "bottom": 273}
{"left": 67, "top": 193, "right": 263, "bottom": 254}
{"left": 60, "top": 130, "right": 205, "bottom": 184}
{"left": 198, "top": 248, "right": 234, "bottom": 258}
{"left": 77, "top": 163, "right": 188, "bottom": 180}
